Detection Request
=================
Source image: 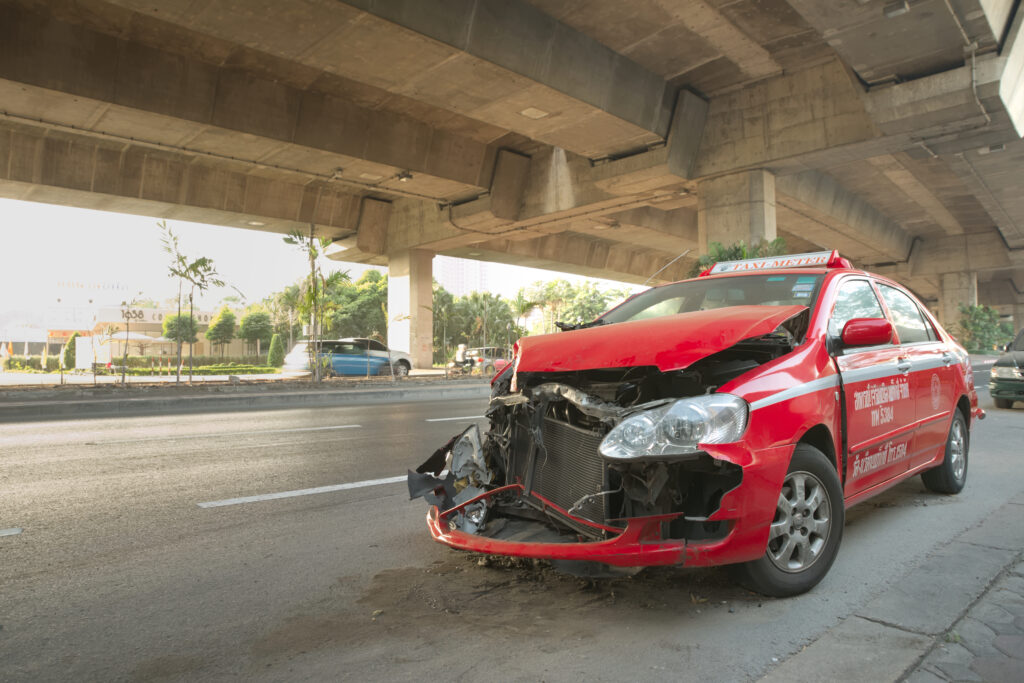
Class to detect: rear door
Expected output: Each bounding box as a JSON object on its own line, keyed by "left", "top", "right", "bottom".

{"left": 829, "top": 278, "right": 916, "bottom": 496}
{"left": 876, "top": 283, "right": 957, "bottom": 469}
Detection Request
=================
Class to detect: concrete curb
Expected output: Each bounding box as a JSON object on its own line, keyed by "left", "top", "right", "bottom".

{"left": 0, "top": 382, "right": 492, "bottom": 422}
{"left": 760, "top": 498, "right": 1024, "bottom": 683}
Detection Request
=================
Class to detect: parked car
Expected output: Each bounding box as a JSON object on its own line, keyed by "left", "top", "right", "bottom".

{"left": 466, "top": 346, "right": 513, "bottom": 375}
{"left": 990, "top": 328, "right": 1024, "bottom": 408}
{"left": 283, "top": 338, "right": 412, "bottom": 377}
{"left": 409, "top": 251, "right": 983, "bottom": 596}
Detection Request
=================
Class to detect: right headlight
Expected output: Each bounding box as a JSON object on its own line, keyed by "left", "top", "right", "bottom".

{"left": 599, "top": 394, "right": 749, "bottom": 461}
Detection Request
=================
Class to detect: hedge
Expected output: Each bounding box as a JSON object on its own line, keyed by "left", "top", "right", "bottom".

{"left": 2, "top": 355, "right": 61, "bottom": 372}
{"left": 119, "top": 365, "right": 279, "bottom": 376}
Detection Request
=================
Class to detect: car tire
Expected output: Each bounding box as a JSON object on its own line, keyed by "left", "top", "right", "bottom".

{"left": 394, "top": 360, "right": 410, "bottom": 377}
{"left": 730, "top": 443, "right": 844, "bottom": 598}
{"left": 921, "top": 410, "right": 968, "bottom": 494}
{"left": 994, "top": 398, "right": 1013, "bottom": 409}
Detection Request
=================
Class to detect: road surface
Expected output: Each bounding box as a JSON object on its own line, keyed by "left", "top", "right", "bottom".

{"left": 1, "top": 368, "right": 1020, "bottom": 681}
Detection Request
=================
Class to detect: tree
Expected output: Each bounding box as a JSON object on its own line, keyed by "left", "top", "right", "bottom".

{"left": 61, "top": 331, "right": 80, "bottom": 370}
{"left": 206, "top": 305, "right": 237, "bottom": 358}
{"left": 239, "top": 309, "right": 274, "bottom": 356}
{"left": 284, "top": 227, "right": 342, "bottom": 382}
{"left": 161, "top": 222, "right": 230, "bottom": 382}
{"left": 561, "top": 281, "right": 610, "bottom": 326}
{"left": 510, "top": 289, "right": 538, "bottom": 334}
{"left": 957, "top": 304, "right": 1012, "bottom": 351}
{"left": 325, "top": 270, "right": 384, "bottom": 339}
{"left": 162, "top": 314, "right": 198, "bottom": 348}
{"left": 688, "top": 238, "right": 787, "bottom": 277}
{"left": 267, "top": 333, "right": 285, "bottom": 367}
{"left": 433, "top": 282, "right": 456, "bottom": 364}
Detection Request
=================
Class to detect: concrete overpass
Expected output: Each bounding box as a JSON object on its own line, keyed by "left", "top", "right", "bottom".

{"left": 1, "top": 0, "right": 1023, "bottom": 366}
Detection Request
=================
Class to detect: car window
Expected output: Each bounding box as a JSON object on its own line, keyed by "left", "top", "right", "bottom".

{"left": 335, "top": 342, "right": 364, "bottom": 355}
{"left": 601, "top": 274, "right": 824, "bottom": 324}
{"left": 828, "top": 279, "right": 886, "bottom": 338}
{"left": 368, "top": 340, "right": 387, "bottom": 352}
{"left": 877, "top": 284, "right": 934, "bottom": 344}
{"left": 319, "top": 342, "right": 338, "bottom": 354}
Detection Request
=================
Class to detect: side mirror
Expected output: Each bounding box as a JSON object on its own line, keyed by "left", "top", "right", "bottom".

{"left": 842, "top": 318, "right": 893, "bottom": 347}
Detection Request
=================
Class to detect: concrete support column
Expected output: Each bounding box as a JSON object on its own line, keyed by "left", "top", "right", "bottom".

{"left": 1014, "top": 304, "right": 1024, "bottom": 333}
{"left": 939, "top": 271, "right": 978, "bottom": 329}
{"left": 387, "top": 249, "right": 434, "bottom": 369}
{"left": 697, "top": 169, "right": 776, "bottom": 251}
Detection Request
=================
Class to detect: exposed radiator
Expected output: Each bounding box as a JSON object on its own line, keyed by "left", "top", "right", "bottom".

{"left": 530, "top": 417, "right": 608, "bottom": 524}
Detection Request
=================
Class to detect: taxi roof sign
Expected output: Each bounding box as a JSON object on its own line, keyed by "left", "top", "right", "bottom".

{"left": 702, "top": 250, "right": 851, "bottom": 276}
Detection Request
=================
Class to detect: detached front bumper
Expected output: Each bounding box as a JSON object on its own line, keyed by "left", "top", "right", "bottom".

{"left": 426, "top": 484, "right": 690, "bottom": 568}
{"left": 424, "top": 437, "right": 792, "bottom": 570}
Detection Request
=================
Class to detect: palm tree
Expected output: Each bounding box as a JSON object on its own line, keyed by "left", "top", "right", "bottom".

{"left": 510, "top": 289, "right": 538, "bottom": 335}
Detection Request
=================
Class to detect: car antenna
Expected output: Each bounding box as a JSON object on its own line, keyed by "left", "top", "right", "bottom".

{"left": 642, "top": 249, "right": 691, "bottom": 286}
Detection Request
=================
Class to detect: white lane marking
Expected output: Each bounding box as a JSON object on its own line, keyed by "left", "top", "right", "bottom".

{"left": 197, "top": 475, "right": 407, "bottom": 508}
{"left": 0, "top": 528, "right": 23, "bottom": 537}
{"left": 425, "top": 415, "right": 485, "bottom": 422}
{"left": 94, "top": 424, "right": 362, "bottom": 445}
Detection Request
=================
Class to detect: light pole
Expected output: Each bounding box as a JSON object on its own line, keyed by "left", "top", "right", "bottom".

{"left": 120, "top": 299, "right": 130, "bottom": 386}
{"left": 120, "top": 292, "right": 142, "bottom": 387}
{"left": 56, "top": 298, "right": 64, "bottom": 386}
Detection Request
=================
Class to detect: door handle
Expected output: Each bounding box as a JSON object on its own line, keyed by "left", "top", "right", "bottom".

{"left": 896, "top": 359, "right": 912, "bottom": 374}
{"left": 941, "top": 353, "right": 953, "bottom": 366}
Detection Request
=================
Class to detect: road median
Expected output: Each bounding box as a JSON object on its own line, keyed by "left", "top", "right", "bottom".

{"left": 0, "top": 377, "right": 491, "bottom": 422}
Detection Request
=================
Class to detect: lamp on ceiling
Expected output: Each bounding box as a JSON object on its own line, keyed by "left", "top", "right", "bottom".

{"left": 883, "top": 1, "right": 910, "bottom": 18}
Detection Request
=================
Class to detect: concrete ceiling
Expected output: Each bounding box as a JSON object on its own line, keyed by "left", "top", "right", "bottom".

{"left": 0, "top": 0, "right": 1023, "bottom": 311}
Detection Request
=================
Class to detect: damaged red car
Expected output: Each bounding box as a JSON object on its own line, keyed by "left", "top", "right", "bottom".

{"left": 409, "top": 251, "right": 983, "bottom": 596}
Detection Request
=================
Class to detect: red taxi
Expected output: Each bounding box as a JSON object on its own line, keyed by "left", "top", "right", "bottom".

{"left": 408, "top": 251, "right": 983, "bottom": 596}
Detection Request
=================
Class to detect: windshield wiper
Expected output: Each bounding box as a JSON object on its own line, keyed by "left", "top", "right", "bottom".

{"left": 555, "top": 319, "right": 607, "bottom": 331}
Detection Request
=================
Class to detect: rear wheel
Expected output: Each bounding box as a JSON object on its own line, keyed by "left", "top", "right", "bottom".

{"left": 730, "top": 444, "right": 844, "bottom": 597}
{"left": 994, "top": 398, "right": 1013, "bottom": 409}
{"left": 394, "top": 360, "right": 410, "bottom": 377}
{"left": 922, "top": 410, "right": 968, "bottom": 494}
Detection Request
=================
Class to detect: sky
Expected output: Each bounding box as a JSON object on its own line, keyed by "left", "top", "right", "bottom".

{"left": 0, "top": 198, "right": 635, "bottom": 330}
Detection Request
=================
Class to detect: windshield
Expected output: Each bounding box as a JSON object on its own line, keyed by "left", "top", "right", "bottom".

{"left": 600, "top": 273, "right": 825, "bottom": 324}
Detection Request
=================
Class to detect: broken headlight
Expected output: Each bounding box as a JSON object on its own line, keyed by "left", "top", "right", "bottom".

{"left": 599, "top": 394, "right": 748, "bottom": 460}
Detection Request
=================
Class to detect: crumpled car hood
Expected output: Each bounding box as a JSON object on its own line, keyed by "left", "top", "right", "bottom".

{"left": 516, "top": 305, "right": 807, "bottom": 373}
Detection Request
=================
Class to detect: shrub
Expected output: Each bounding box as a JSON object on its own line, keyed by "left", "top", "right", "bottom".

{"left": 267, "top": 334, "right": 285, "bottom": 367}
{"left": 62, "top": 332, "right": 80, "bottom": 369}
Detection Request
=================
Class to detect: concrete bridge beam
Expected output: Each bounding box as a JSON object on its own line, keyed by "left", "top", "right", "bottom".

{"left": 939, "top": 271, "right": 979, "bottom": 329}
{"left": 697, "top": 170, "right": 776, "bottom": 252}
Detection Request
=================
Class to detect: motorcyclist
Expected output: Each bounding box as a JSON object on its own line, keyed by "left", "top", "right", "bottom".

{"left": 453, "top": 344, "right": 474, "bottom": 372}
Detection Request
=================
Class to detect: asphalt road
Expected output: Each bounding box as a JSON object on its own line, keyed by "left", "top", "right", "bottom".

{"left": 1, "top": 365, "right": 1021, "bottom": 682}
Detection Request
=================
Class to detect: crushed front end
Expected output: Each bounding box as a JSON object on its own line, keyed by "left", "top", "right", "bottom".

{"left": 408, "top": 316, "right": 804, "bottom": 575}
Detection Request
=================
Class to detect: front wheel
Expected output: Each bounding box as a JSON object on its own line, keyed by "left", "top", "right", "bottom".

{"left": 921, "top": 410, "right": 968, "bottom": 494}
{"left": 393, "top": 361, "right": 410, "bottom": 377}
{"left": 994, "top": 398, "right": 1013, "bottom": 409}
{"left": 730, "top": 444, "right": 844, "bottom": 597}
